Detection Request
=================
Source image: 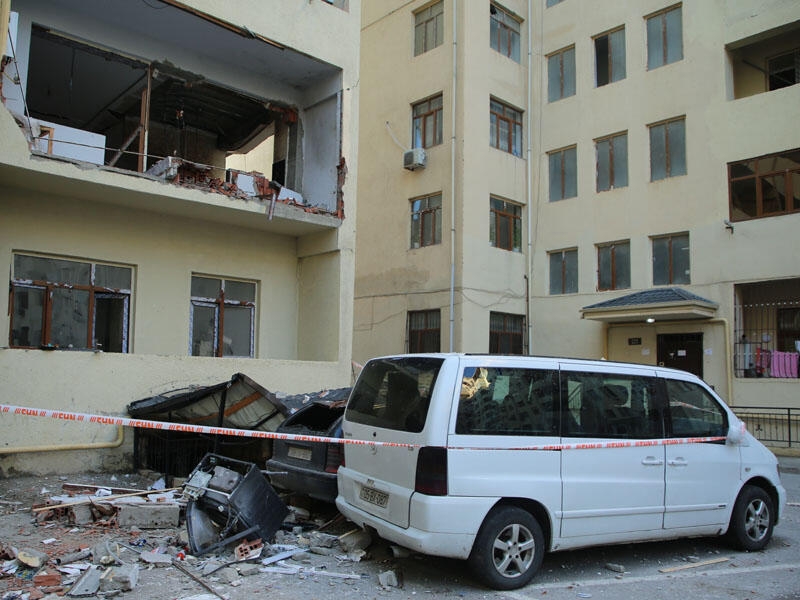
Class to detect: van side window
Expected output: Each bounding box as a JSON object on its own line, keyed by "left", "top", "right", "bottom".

{"left": 455, "top": 367, "right": 558, "bottom": 435}
{"left": 664, "top": 379, "right": 727, "bottom": 438}
{"left": 561, "top": 372, "right": 661, "bottom": 438}
{"left": 346, "top": 357, "right": 444, "bottom": 432}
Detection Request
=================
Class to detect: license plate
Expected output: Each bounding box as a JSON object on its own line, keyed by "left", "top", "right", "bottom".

{"left": 287, "top": 445, "right": 312, "bottom": 461}
{"left": 359, "top": 485, "right": 389, "bottom": 507}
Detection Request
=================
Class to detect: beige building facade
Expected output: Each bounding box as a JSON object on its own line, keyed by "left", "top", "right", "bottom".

{"left": 355, "top": 1, "right": 800, "bottom": 410}
{"left": 0, "top": 0, "right": 360, "bottom": 474}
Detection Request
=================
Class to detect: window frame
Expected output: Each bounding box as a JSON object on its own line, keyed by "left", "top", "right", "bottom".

{"left": 549, "top": 248, "right": 578, "bottom": 295}
{"left": 189, "top": 275, "right": 256, "bottom": 358}
{"left": 489, "top": 197, "right": 522, "bottom": 252}
{"left": 652, "top": 233, "right": 690, "bottom": 285}
{"left": 489, "top": 311, "right": 525, "bottom": 355}
{"left": 649, "top": 116, "right": 686, "bottom": 181}
{"left": 728, "top": 148, "right": 800, "bottom": 221}
{"left": 594, "top": 26, "right": 626, "bottom": 87}
{"left": 595, "top": 131, "right": 628, "bottom": 191}
{"left": 9, "top": 253, "right": 132, "bottom": 352}
{"left": 646, "top": 4, "right": 683, "bottom": 70}
{"left": 548, "top": 145, "right": 578, "bottom": 201}
{"left": 489, "top": 98, "right": 523, "bottom": 157}
{"left": 597, "top": 240, "right": 631, "bottom": 292}
{"left": 414, "top": 1, "right": 444, "bottom": 57}
{"left": 410, "top": 193, "right": 443, "bottom": 249}
{"left": 768, "top": 48, "right": 800, "bottom": 91}
{"left": 490, "top": 3, "right": 521, "bottom": 62}
{"left": 407, "top": 309, "right": 441, "bottom": 353}
{"left": 412, "top": 94, "right": 444, "bottom": 149}
{"left": 547, "top": 45, "right": 576, "bottom": 102}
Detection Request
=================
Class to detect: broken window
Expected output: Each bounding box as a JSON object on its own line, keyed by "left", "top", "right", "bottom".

{"left": 190, "top": 276, "right": 256, "bottom": 358}
{"left": 489, "top": 312, "right": 524, "bottom": 355}
{"left": 649, "top": 117, "right": 686, "bottom": 181}
{"left": 768, "top": 48, "right": 800, "bottom": 91}
{"left": 490, "top": 3, "right": 521, "bottom": 63}
{"left": 490, "top": 99, "right": 523, "bottom": 157}
{"left": 9, "top": 254, "right": 131, "bottom": 351}
{"left": 728, "top": 148, "right": 800, "bottom": 220}
{"left": 549, "top": 146, "right": 577, "bottom": 201}
{"left": 412, "top": 95, "right": 443, "bottom": 149}
{"left": 549, "top": 249, "right": 578, "bottom": 295}
{"left": 652, "top": 233, "right": 690, "bottom": 285}
{"left": 489, "top": 197, "right": 522, "bottom": 252}
{"left": 547, "top": 45, "right": 576, "bottom": 102}
{"left": 414, "top": 1, "right": 444, "bottom": 56}
{"left": 408, "top": 310, "right": 441, "bottom": 353}
{"left": 596, "top": 131, "right": 628, "bottom": 191}
{"left": 646, "top": 5, "right": 683, "bottom": 70}
{"left": 597, "top": 241, "right": 631, "bottom": 291}
{"left": 595, "top": 27, "right": 626, "bottom": 86}
{"left": 410, "top": 193, "right": 442, "bottom": 249}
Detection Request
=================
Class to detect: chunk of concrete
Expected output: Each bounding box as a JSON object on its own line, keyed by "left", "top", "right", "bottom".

{"left": 116, "top": 503, "right": 180, "bottom": 529}
{"left": 99, "top": 564, "right": 139, "bottom": 592}
{"left": 139, "top": 550, "right": 173, "bottom": 567}
{"left": 17, "top": 548, "right": 49, "bottom": 568}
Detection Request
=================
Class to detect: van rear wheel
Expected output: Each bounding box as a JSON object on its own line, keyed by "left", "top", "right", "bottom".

{"left": 468, "top": 506, "right": 544, "bottom": 590}
{"left": 727, "top": 485, "right": 774, "bottom": 551}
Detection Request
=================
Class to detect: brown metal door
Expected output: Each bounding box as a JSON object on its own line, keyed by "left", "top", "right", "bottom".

{"left": 657, "top": 333, "right": 703, "bottom": 378}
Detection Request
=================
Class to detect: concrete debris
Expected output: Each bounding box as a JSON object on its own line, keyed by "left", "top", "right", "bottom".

{"left": 378, "top": 569, "right": 399, "bottom": 588}
{"left": 605, "top": 562, "right": 625, "bottom": 573}
{"left": 117, "top": 502, "right": 180, "bottom": 528}
{"left": 99, "top": 564, "right": 139, "bottom": 592}
{"left": 338, "top": 528, "right": 372, "bottom": 553}
{"left": 234, "top": 538, "right": 263, "bottom": 561}
{"left": 16, "top": 548, "right": 49, "bottom": 568}
{"left": 67, "top": 566, "right": 103, "bottom": 597}
{"left": 138, "top": 550, "right": 173, "bottom": 566}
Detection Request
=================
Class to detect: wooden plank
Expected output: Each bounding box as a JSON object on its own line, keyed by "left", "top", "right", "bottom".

{"left": 658, "top": 557, "right": 730, "bottom": 573}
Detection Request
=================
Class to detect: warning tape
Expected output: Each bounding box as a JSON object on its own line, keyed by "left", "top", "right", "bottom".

{"left": 0, "top": 404, "right": 727, "bottom": 451}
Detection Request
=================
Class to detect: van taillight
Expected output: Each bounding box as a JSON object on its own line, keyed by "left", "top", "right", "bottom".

{"left": 415, "top": 446, "right": 448, "bottom": 496}
{"left": 325, "top": 442, "right": 344, "bottom": 473}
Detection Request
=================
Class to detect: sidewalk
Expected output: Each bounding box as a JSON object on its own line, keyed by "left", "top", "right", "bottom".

{"left": 774, "top": 451, "right": 800, "bottom": 475}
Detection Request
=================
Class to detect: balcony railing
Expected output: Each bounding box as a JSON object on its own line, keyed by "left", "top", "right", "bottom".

{"left": 733, "top": 406, "right": 799, "bottom": 448}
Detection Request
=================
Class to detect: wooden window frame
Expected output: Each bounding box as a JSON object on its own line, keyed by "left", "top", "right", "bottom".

{"left": 9, "top": 254, "right": 131, "bottom": 351}
{"left": 649, "top": 116, "right": 686, "bottom": 181}
{"left": 646, "top": 4, "right": 683, "bottom": 70}
{"left": 728, "top": 148, "right": 800, "bottom": 221}
{"left": 490, "top": 3, "right": 521, "bottom": 62}
{"left": 549, "top": 248, "right": 578, "bottom": 295}
{"left": 489, "top": 311, "right": 525, "bottom": 355}
{"left": 547, "top": 45, "right": 576, "bottom": 101}
{"left": 594, "top": 27, "right": 626, "bottom": 87}
{"left": 597, "top": 241, "right": 630, "bottom": 291}
{"left": 652, "top": 233, "right": 690, "bottom": 285}
{"left": 412, "top": 95, "right": 443, "bottom": 149}
{"left": 549, "top": 145, "right": 578, "bottom": 201}
{"left": 410, "top": 193, "right": 442, "bottom": 249}
{"left": 190, "top": 276, "right": 256, "bottom": 358}
{"left": 490, "top": 197, "right": 522, "bottom": 252}
{"left": 596, "top": 131, "right": 628, "bottom": 191}
{"left": 490, "top": 99, "right": 523, "bottom": 157}
{"left": 408, "top": 309, "right": 441, "bottom": 353}
{"left": 414, "top": 1, "right": 444, "bottom": 56}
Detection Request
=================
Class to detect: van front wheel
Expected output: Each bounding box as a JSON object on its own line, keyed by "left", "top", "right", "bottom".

{"left": 727, "top": 485, "right": 774, "bottom": 551}
{"left": 468, "top": 506, "right": 544, "bottom": 590}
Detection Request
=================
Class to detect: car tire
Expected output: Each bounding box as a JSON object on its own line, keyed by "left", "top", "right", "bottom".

{"left": 468, "top": 505, "right": 544, "bottom": 590}
{"left": 726, "top": 484, "right": 774, "bottom": 551}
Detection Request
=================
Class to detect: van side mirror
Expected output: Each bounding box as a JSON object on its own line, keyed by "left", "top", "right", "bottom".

{"left": 726, "top": 419, "right": 747, "bottom": 445}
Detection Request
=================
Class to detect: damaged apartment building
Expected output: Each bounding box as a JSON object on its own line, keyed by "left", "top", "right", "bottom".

{"left": 0, "top": 0, "right": 360, "bottom": 475}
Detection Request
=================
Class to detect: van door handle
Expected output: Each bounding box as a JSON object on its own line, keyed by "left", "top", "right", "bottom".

{"left": 641, "top": 456, "right": 664, "bottom": 466}
{"left": 668, "top": 458, "right": 688, "bottom": 467}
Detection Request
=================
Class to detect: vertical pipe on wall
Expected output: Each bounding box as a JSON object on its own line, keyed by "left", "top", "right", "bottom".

{"left": 525, "top": 0, "right": 534, "bottom": 354}
{"left": 448, "top": 0, "right": 458, "bottom": 352}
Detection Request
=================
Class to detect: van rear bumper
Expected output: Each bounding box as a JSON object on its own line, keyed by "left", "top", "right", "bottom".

{"left": 335, "top": 493, "right": 495, "bottom": 559}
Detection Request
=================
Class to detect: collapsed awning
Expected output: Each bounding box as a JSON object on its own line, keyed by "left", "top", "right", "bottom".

{"left": 580, "top": 287, "right": 719, "bottom": 323}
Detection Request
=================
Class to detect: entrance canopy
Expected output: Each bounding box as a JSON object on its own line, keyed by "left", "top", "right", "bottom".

{"left": 580, "top": 288, "right": 718, "bottom": 323}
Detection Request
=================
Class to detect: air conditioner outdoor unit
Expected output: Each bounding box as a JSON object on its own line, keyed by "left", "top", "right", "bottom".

{"left": 403, "top": 147, "right": 427, "bottom": 171}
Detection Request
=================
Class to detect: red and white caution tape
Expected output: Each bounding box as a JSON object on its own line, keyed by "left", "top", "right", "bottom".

{"left": 0, "top": 404, "right": 726, "bottom": 451}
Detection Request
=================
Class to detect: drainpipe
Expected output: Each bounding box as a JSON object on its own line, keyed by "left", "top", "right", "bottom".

{"left": 448, "top": 0, "right": 457, "bottom": 352}
{"left": 0, "top": 425, "right": 125, "bottom": 454}
{"left": 525, "top": 0, "right": 533, "bottom": 354}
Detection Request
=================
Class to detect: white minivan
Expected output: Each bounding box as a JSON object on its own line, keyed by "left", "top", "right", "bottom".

{"left": 336, "top": 354, "right": 786, "bottom": 590}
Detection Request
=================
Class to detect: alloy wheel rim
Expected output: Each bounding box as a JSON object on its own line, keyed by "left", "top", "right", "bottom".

{"left": 744, "top": 499, "right": 770, "bottom": 542}
{"left": 492, "top": 523, "right": 535, "bottom": 577}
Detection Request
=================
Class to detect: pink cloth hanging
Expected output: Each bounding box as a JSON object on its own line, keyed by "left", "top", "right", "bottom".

{"left": 771, "top": 351, "right": 799, "bottom": 378}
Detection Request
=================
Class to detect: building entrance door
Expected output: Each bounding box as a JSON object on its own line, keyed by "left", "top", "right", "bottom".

{"left": 657, "top": 333, "right": 703, "bottom": 378}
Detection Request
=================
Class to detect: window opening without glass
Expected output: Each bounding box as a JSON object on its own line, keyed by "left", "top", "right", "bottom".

{"left": 190, "top": 276, "right": 256, "bottom": 358}
{"left": 768, "top": 48, "right": 800, "bottom": 91}
{"left": 728, "top": 148, "right": 800, "bottom": 221}
{"left": 595, "top": 27, "right": 626, "bottom": 86}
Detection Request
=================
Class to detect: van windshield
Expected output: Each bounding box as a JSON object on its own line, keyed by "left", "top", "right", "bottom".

{"left": 346, "top": 357, "right": 444, "bottom": 432}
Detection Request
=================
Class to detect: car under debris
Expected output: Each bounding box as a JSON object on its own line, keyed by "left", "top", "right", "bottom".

{"left": 266, "top": 387, "right": 350, "bottom": 503}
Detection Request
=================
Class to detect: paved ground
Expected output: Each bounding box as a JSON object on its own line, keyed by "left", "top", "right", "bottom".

{"left": 0, "top": 453, "right": 798, "bottom": 600}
